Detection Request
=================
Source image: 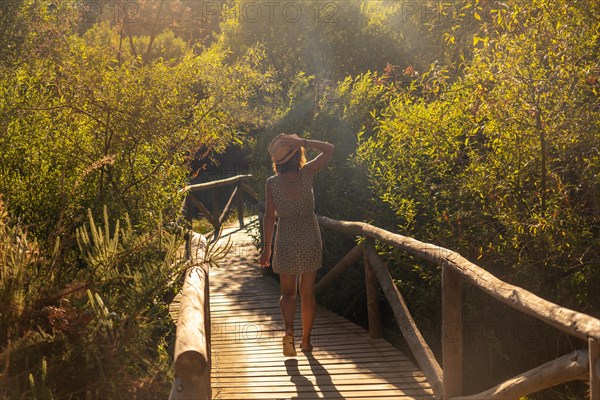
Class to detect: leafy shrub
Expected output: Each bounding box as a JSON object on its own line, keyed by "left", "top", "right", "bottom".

{"left": 0, "top": 202, "right": 187, "bottom": 399}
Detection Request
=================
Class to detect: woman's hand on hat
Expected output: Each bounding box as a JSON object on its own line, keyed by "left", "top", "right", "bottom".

{"left": 279, "top": 134, "right": 303, "bottom": 150}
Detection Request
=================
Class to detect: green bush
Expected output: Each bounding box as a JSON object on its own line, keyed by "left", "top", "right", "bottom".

{"left": 0, "top": 202, "right": 186, "bottom": 399}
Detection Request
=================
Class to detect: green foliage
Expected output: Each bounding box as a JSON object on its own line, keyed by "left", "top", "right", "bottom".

{"left": 358, "top": 0, "right": 599, "bottom": 305}
{"left": 0, "top": 3, "right": 271, "bottom": 397}
{"left": 355, "top": 0, "right": 599, "bottom": 393}
{"left": 1, "top": 0, "right": 599, "bottom": 398}
{"left": 0, "top": 202, "right": 186, "bottom": 399}
{"left": 217, "top": 0, "right": 411, "bottom": 80}
{"left": 0, "top": 4, "right": 275, "bottom": 240}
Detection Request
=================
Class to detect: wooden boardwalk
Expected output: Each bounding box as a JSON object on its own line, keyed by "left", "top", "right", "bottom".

{"left": 172, "top": 221, "right": 435, "bottom": 399}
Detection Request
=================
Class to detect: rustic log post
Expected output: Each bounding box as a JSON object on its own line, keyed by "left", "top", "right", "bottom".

{"left": 218, "top": 185, "right": 239, "bottom": 225}
{"left": 591, "top": 338, "right": 600, "bottom": 400}
{"left": 236, "top": 184, "right": 245, "bottom": 228}
{"left": 363, "top": 241, "right": 382, "bottom": 339}
{"left": 364, "top": 245, "right": 443, "bottom": 398}
{"left": 170, "top": 232, "right": 211, "bottom": 400}
{"left": 188, "top": 195, "right": 220, "bottom": 241}
{"left": 315, "top": 243, "right": 363, "bottom": 296}
{"left": 442, "top": 264, "right": 462, "bottom": 399}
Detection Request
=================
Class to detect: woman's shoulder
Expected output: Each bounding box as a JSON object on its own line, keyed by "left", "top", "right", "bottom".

{"left": 266, "top": 174, "right": 278, "bottom": 186}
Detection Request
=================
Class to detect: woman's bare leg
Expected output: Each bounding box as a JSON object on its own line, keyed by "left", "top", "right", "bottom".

{"left": 279, "top": 273, "right": 298, "bottom": 337}
{"left": 299, "top": 270, "right": 317, "bottom": 350}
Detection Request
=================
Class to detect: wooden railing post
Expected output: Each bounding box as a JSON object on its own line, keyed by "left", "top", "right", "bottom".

{"left": 363, "top": 240, "right": 382, "bottom": 339}
{"left": 590, "top": 338, "right": 600, "bottom": 400}
{"left": 218, "top": 185, "right": 239, "bottom": 226}
{"left": 181, "top": 175, "right": 257, "bottom": 238}
{"left": 236, "top": 183, "right": 245, "bottom": 228}
{"left": 442, "top": 264, "right": 462, "bottom": 399}
{"left": 211, "top": 189, "right": 220, "bottom": 225}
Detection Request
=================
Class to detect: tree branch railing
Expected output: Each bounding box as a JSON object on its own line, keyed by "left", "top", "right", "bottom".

{"left": 315, "top": 215, "right": 600, "bottom": 400}
{"left": 169, "top": 231, "right": 211, "bottom": 400}
{"left": 169, "top": 175, "right": 258, "bottom": 399}
{"left": 180, "top": 174, "right": 258, "bottom": 240}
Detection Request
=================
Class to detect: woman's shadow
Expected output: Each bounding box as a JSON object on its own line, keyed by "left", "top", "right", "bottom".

{"left": 285, "top": 353, "right": 344, "bottom": 399}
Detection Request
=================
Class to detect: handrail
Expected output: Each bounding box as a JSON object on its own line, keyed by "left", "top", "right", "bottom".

{"left": 180, "top": 174, "right": 253, "bottom": 193}
{"left": 181, "top": 174, "right": 257, "bottom": 240}
{"left": 169, "top": 231, "right": 211, "bottom": 400}
{"left": 316, "top": 216, "right": 600, "bottom": 340}
{"left": 315, "top": 215, "right": 600, "bottom": 400}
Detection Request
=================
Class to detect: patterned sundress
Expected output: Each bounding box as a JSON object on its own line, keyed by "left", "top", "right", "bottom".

{"left": 268, "top": 168, "right": 322, "bottom": 274}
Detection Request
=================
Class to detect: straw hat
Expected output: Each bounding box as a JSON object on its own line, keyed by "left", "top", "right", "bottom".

{"left": 268, "top": 133, "right": 300, "bottom": 164}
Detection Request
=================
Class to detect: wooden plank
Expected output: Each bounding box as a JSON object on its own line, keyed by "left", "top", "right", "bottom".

{"left": 212, "top": 316, "right": 358, "bottom": 327}
{"left": 212, "top": 361, "right": 418, "bottom": 373}
{"left": 214, "top": 355, "right": 413, "bottom": 368}
{"left": 212, "top": 366, "right": 420, "bottom": 378}
{"left": 216, "top": 390, "right": 431, "bottom": 396}
{"left": 211, "top": 340, "right": 413, "bottom": 356}
{"left": 213, "top": 394, "right": 432, "bottom": 399}
{"left": 215, "top": 389, "right": 434, "bottom": 399}
{"left": 211, "top": 368, "right": 425, "bottom": 380}
{"left": 214, "top": 378, "right": 432, "bottom": 393}
{"left": 216, "top": 386, "right": 433, "bottom": 394}
{"left": 211, "top": 361, "right": 425, "bottom": 374}
{"left": 213, "top": 385, "right": 430, "bottom": 394}
{"left": 201, "top": 224, "right": 434, "bottom": 399}
{"left": 212, "top": 367, "right": 426, "bottom": 379}
{"left": 212, "top": 337, "right": 412, "bottom": 351}
{"left": 213, "top": 374, "right": 429, "bottom": 385}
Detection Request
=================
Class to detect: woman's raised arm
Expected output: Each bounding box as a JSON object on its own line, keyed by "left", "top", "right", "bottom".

{"left": 303, "top": 139, "right": 335, "bottom": 176}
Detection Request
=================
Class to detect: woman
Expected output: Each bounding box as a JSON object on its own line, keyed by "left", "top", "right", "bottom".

{"left": 259, "top": 133, "right": 334, "bottom": 356}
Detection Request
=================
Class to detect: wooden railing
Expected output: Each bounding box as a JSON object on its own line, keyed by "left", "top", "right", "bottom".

{"left": 315, "top": 215, "right": 600, "bottom": 400}
{"left": 180, "top": 174, "right": 258, "bottom": 240}
{"left": 171, "top": 188, "right": 599, "bottom": 399}
{"left": 169, "top": 231, "right": 211, "bottom": 400}
{"left": 170, "top": 175, "right": 257, "bottom": 399}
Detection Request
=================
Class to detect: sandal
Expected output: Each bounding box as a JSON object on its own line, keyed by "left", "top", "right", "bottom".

{"left": 282, "top": 335, "right": 297, "bottom": 357}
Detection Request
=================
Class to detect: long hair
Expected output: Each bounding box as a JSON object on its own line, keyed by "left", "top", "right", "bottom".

{"left": 273, "top": 147, "right": 306, "bottom": 174}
